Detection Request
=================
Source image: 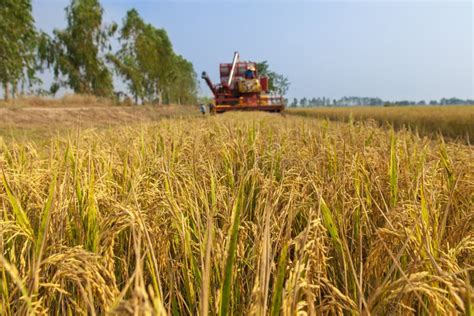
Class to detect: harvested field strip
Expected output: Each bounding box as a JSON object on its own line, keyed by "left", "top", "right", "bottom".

{"left": 0, "top": 94, "right": 118, "bottom": 108}
{"left": 0, "top": 105, "right": 196, "bottom": 128}
{"left": 288, "top": 106, "right": 474, "bottom": 142}
{"left": 0, "top": 113, "right": 473, "bottom": 314}
{"left": 0, "top": 105, "right": 197, "bottom": 141}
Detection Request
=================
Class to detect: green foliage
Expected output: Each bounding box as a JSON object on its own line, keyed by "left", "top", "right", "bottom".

{"left": 0, "top": 0, "right": 38, "bottom": 100}
{"left": 108, "top": 9, "right": 197, "bottom": 105}
{"left": 256, "top": 61, "right": 290, "bottom": 96}
{"left": 219, "top": 183, "right": 244, "bottom": 316}
{"left": 270, "top": 243, "right": 288, "bottom": 316}
{"left": 46, "top": 0, "right": 115, "bottom": 97}
{"left": 290, "top": 98, "right": 298, "bottom": 107}
{"left": 300, "top": 97, "right": 307, "bottom": 107}
{"left": 167, "top": 55, "right": 198, "bottom": 105}
{"left": 198, "top": 95, "right": 214, "bottom": 106}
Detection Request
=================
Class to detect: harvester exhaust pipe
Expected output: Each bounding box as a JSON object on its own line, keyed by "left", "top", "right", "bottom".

{"left": 227, "top": 51, "right": 240, "bottom": 87}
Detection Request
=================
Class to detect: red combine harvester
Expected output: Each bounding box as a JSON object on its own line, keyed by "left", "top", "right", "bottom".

{"left": 201, "top": 52, "right": 285, "bottom": 113}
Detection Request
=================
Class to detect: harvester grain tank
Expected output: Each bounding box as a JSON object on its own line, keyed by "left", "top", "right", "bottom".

{"left": 201, "top": 52, "right": 285, "bottom": 113}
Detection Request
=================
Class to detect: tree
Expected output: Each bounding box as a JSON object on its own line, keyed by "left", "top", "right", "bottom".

{"left": 256, "top": 61, "right": 290, "bottom": 96}
{"left": 0, "top": 0, "right": 37, "bottom": 100}
{"left": 300, "top": 97, "right": 307, "bottom": 107}
{"left": 290, "top": 98, "right": 298, "bottom": 107}
{"left": 46, "top": 0, "right": 116, "bottom": 97}
{"left": 165, "top": 54, "right": 197, "bottom": 104}
{"left": 108, "top": 9, "right": 196, "bottom": 104}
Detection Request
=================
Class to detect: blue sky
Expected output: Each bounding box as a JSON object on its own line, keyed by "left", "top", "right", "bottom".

{"left": 33, "top": 0, "right": 473, "bottom": 101}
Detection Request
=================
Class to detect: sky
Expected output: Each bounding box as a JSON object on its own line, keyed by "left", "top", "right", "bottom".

{"left": 33, "top": 0, "right": 473, "bottom": 101}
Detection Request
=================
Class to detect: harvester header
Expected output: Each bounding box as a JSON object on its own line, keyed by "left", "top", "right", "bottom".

{"left": 202, "top": 52, "right": 285, "bottom": 113}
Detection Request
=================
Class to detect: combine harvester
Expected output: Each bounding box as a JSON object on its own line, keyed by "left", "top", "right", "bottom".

{"left": 202, "top": 52, "right": 285, "bottom": 113}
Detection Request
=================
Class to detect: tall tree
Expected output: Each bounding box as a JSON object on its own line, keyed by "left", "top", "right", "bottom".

{"left": 300, "top": 97, "right": 307, "bottom": 107}
{"left": 290, "top": 98, "right": 298, "bottom": 107}
{"left": 47, "top": 0, "right": 115, "bottom": 97}
{"left": 165, "top": 54, "right": 197, "bottom": 105}
{"left": 108, "top": 9, "right": 196, "bottom": 104}
{"left": 0, "top": 0, "right": 37, "bottom": 100}
{"left": 106, "top": 9, "right": 148, "bottom": 103}
{"left": 256, "top": 61, "right": 290, "bottom": 96}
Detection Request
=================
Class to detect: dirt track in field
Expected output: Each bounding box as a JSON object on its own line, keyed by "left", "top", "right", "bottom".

{"left": 0, "top": 105, "right": 197, "bottom": 129}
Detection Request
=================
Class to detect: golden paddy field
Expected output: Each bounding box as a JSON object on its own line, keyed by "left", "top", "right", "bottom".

{"left": 0, "top": 108, "right": 473, "bottom": 315}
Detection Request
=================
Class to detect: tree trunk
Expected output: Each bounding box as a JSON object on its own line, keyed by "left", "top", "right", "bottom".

{"left": 12, "top": 82, "right": 17, "bottom": 100}
{"left": 21, "top": 81, "right": 26, "bottom": 97}
{"left": 3, "top": 82, "right": 9, "bottom": 101}
{"left": 157, "top": 91, "right": 163, "bottom": 106}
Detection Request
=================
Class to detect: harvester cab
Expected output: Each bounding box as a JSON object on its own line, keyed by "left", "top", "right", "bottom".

{"left": 201, "top": 52, "right": 285, "bottom": 114}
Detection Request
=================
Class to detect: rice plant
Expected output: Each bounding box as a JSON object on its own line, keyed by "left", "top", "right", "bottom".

{"left": 290, "top": 106, "right": 474, "bottom": 142}
{"left": 0, "top": 113, "right": 472, "bottom": 315}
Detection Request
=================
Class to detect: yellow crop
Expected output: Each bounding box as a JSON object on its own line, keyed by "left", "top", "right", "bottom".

{"left": 1, "top": 112, "right": 473, "bottom": 315}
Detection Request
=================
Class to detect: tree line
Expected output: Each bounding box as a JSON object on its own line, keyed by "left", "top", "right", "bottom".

{"left": 1, "top": 0, "right": 198, "bottom": 104}
{"left": 288, "top": 96, "right": 474, "bottom": 107}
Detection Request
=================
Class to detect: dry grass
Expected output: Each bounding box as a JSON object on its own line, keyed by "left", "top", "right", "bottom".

{"left": 0, "top": 94, "right": 119, "bottom": 108}
{"left": 289, "top": 106, "right": 474, "bottom": 142}
{"left": 0, "top": 95, "right": 198, "bottom": 141}
{"left": 0, "top": 104, "right": 195, "bottom": 128}
{"left": 0, "top": 104, "right": 197, "bottom": 142}
{"left": 0, "top": 113, "right": 473, "bottom": 315}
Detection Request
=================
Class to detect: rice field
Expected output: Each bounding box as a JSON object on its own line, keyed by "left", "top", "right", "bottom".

{"left": 289, "top": 106, "right": 474, "bottom": 142}
{"left": 0, "top": 112, "right": 473, "bottom": 315}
